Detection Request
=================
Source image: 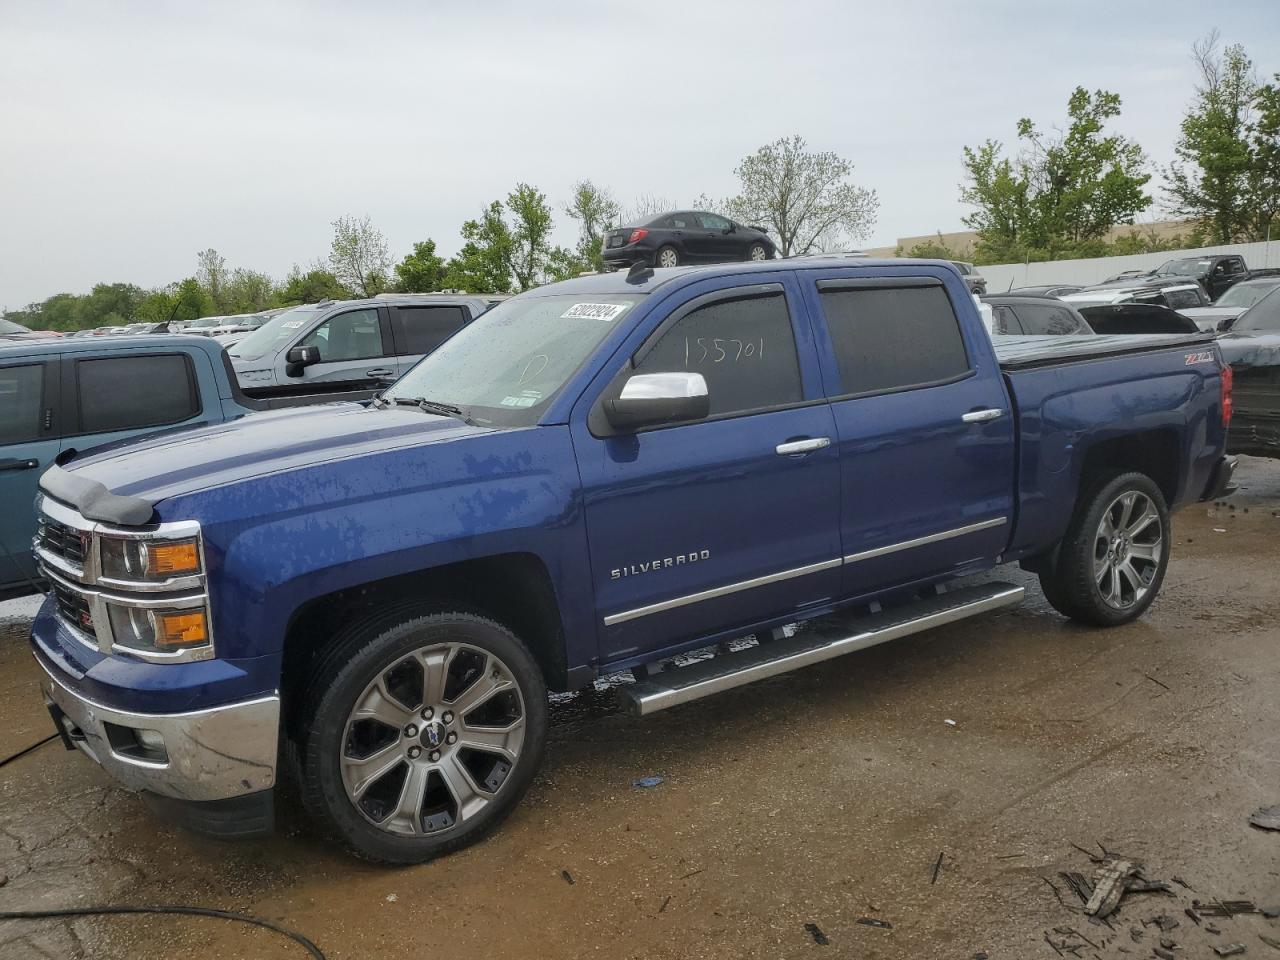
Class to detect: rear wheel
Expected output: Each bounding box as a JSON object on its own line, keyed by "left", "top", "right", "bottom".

{"left": 1039, "top": 472, "right": 1169, "bottom": 626}
{"left": 298, "top": 608, "right": 547, "bottom": 864}
{"left": 748, "top": 243, "right": 768, "bottom": 261}
{"left": 657, "top": 245, "right": 680, "bottom": 268}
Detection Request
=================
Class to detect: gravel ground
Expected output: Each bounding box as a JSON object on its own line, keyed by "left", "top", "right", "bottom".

{"left": 2, "top": 459, "right": 1278, "bottom": 959}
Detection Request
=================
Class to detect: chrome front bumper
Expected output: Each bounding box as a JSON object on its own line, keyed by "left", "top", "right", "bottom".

{"left": 37, "top": 654, "right": 279, "bottom": 802}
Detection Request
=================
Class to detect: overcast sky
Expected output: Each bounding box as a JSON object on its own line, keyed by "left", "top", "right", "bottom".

{"left": 2, "top": 0, "right": 1278, "bottom": 308}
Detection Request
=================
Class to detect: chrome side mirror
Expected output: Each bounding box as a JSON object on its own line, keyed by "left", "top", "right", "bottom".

{"left": 605, "top": 372, "right": 709, "bottom": 431}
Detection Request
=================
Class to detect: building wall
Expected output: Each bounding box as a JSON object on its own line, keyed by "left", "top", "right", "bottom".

{"left": 866, "top": 219, "right": 1196, "bottom": 259}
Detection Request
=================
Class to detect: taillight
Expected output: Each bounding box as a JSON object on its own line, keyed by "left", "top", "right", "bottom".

{"left": 627, "top": 228, "right": 648, "bottom": 245}
{"left": 1221, "top": 363, "right": 1233, "bottom": 427}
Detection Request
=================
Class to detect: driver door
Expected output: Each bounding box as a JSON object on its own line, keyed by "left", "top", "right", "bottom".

{"left": 571, "top": 275, "right": 842, "bottom": 665}
{"left": 281, "top": 306, "right": 397, "bottom": 391}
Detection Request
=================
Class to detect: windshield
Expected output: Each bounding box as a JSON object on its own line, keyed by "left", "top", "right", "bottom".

{"left": 1154, "top": 258, "right": 1210, "bottom": 277}
{"left": 1234, "top": 287, "right": 1280, "bottom": 332}
{"left": 1216, "top": 280, "right": 1280, "bottom": 309}
{"left": 383, "top": 293, "right": 641, "bottom": 426}
{"left": 228, "top": 306, "right": 323, "bottom": 360}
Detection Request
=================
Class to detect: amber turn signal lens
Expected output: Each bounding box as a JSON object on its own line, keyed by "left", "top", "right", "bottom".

{"left": 145, "top": 540, "right": 200, "bottom": 576}
{"left": 155, "top": 610, "right": 208, "bottom": 647}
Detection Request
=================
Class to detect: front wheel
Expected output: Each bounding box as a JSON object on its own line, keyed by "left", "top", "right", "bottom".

{"left": 1039, "top": 472, "right": 1170, "bottom": 626}
{"left": 298, "top": 608, "right": 548, "bottom": 864}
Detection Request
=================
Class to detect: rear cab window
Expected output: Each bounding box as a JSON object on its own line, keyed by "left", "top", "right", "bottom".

{"left": 391, "top": 304, "right": 470, "bottom": 356}
{"left": 815, "top": 281, "right": 972, "bottom": 396}
{"left": 73, "top": 354, "right": 200, "bottom": 435}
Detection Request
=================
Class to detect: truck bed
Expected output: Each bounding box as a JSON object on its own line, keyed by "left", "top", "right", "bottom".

{"left": 993, "top": 332, "right": 1216, "bottom": 370}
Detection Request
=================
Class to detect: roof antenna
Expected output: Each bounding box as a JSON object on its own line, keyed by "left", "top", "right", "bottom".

{"left": 627, "top": 261, "right": 654, "bottom": 284}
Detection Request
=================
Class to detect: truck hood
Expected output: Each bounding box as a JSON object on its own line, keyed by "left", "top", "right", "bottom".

{"left": 57, "top": 403, "right": 498, "bottom": 507}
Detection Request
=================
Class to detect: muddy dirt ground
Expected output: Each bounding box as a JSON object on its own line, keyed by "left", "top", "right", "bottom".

{"left": 2, "top": 459, "right": 1279, "bottom": 960}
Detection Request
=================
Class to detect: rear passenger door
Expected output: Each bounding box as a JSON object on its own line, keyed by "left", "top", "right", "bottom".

{"left": 0, "top": 356, "right": 59, "bottom": 593}
{"left": 61, "top": 351, "right": 209, "bottom": 453}
{"left": 804, "top": 273, "right": 1015, "bottom": 599}
{"left": 389, "top": 304, "right": 471, "bottom": 374}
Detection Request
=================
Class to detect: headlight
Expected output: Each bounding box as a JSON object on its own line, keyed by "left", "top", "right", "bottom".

{"left": 106, "top": 603, "right": 211, "bottom": 654}
{"left": 100, "top": 536, "right": 201, "bottom": 581}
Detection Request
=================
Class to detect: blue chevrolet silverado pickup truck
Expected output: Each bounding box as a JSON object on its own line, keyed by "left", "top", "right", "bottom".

{"left": 28, "top": 258, "right": 1235, "bottom": 863}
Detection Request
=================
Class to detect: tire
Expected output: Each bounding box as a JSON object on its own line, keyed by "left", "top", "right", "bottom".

{"left": 296, "top": 606, "right": 548, "bottom": 864}
{"left": 1039, "top": 471, "right": 1170, "bottom": 627}
{"left": 656, "top": 245, "right": 680, "bottom": 268}
{"left": 747, "top": 243, "right": 769, "bottom": 262}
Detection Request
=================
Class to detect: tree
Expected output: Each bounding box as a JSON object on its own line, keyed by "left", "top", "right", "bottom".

{"left": 394, "top": 239, "right": 449, "bottom": 292}
{"left": 329, "top": 215, "right": 391, "bottom": 297}
{"left": 622, "top": 193, "right": 677, "bottom": 224}
{"left": 721, "top": 135, "right": 878, "bottom": 256}
{"left": 446, "top": 202, "right": 515, "bottom": 294}
{"left": 446, "top": 185, "right": 576, "bottom": 292}
{"left": 223, "top": 269, "right": 275, "bottom": 313}
{"left": 962, "top": 87, "right": 1151, "bottom": 262}
{"left": 1164, "top": 32, "right": 1260, "bottom": 243}
{"left": 196, "top": 248, "right": 229, "bottom": 310}
{"left": 564, "top": 180, "right": 621, "bottom": 272}
{"left": 1245, "top": 74, "right": 1280, "bottom": 241}
{"left": 901, "top": 234, "right": 968, "bottom": 260}
{"left": 275, "top": 263, "right": 353, "bottom": 306}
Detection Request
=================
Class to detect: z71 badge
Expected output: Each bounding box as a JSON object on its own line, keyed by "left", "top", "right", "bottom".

{"left": 1184, "top": 351, "right": 1214, "bottom": 365}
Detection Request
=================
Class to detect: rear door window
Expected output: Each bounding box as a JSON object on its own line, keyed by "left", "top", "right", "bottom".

{"left": 817, "top": 283, "right": 972, "bottom": 395}
{"left": 391, "top": 305, "right": 469, "bottom": 356}
{"left": 696, "top": 213, "right": 731, "bottom": 231}
{"left": 0, "top": 364, "right": 45, "bottom": 444}
{"left": 633, "top": 291, "right": 803, "bottom": 419}
{"left": 75, "top": 354, "right": 199, "bottom": 434}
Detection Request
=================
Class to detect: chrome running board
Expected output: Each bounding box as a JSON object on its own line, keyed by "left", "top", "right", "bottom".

{"left": 618, "top": 582, "right": 1024, "bottom": 717}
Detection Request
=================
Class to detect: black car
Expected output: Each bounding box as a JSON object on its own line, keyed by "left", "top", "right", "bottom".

{"left": 601, "top": 211, "right": 775, "bottom": 269}
{"left": 1077, "top": 303, "right": 1200, "bottom": 335}
{"left": 1153, "top": 254, "right": 1250, "bottom": 300}
{"left": 1217, "top": 286, "right": 1280, "bottom": 459}
{"left": 983, "top": 296, "right": 1094, "bottom": 336}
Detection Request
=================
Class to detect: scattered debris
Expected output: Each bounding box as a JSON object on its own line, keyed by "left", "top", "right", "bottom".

{"left": 997, "top": 853, "right": 1026, "bottom": 860}
{"left": 658, "top": 896, "right": 671, "bottom": 914}
{"left": 931, "top": 852, "right": 945, "bottom": 885}
{"left": 856, "top": 917, "right": 892, "bottom": 929}
{"left": 1208, "top": 925, "right": 1223, "bottom": 935}
{"left": 1260, "top": 934, "right": 1280, "bottom": 952}
{"left": 1160, "top": 936, "right": 1177, "bottom": 949}
{"left": 1195, "top": 900, "right": 1259, "bottom": 918}
{"left": 1213, "top": 944, "right": 1246, "bottom": 957}
{"left": 0, "top": 874, "right": 6, "bottom": 889}
{"left": 804, "top": 922, "right": 830, "bottom": 946}
{"left": 1085, "top": 859, "right": 1138, "bottom": 918}
{"left": 1130, "top": 927, "right": 1143, "bottom": 943}
{"left": 1154, "top": 948, "right": 1176, "bottom": 960}
{"left": 561, "top": 869, "right": 575, "bottom": 885}
{"left": 1214, "top": 527, "right": 1227, "bottom": 533}
{"left": 1173, "top": 876, "right": 1194, "bottom": 890}
{"left": 1249, "top": 804, "right": 1280, "bottom": 831}
{"left": 1143, "top": 673, "right": 1172, "bottom": 691}
{"left": 973, "top": 953, "right": 989, "bottom": 959}
{"left": 1060, "top": 871, "right": 1094, "bottom": 905}
{"left": 384, "top": 894, "right": 398, "bottom": 903}
{"left": 1186, "top": 908, "right": 1202, "bottom": 926}
{"left": 633, "top": 775, "right": 665, "bottom": 789}
{"left": 944, "top": 719, "right": 957, "bottom": 726}
{"left": 1262, "top": 906, "right": 1280, "bottom": 919}
{"left": 1152, "top": 915, "right": 1180, "bottom": 932}
{"left": 678, "top": 869, "right": 704, "bottom": 880}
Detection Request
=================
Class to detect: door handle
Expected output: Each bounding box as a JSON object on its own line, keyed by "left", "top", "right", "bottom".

{"left": 0, "top": 458, "right": 39, "bottom": 472}
{"left": 775, "top": 437, "right": 831, "bottom": 456}
{"left": 364, "top": 368, "right": 394, "bottom": 378}
{"left": 962, "top": 408, "right": 1004, "bottom": 424}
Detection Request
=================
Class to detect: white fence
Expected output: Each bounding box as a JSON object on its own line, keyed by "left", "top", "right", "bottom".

{"left": 977, "top": 238, "right": 1280, "bottom": 293}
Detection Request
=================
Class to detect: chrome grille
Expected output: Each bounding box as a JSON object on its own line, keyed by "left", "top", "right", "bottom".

{"left": 37, "top": 517, "right": 88, "bottom": 567}
{"left": 51, "top": 580, "right": 96, "bottom": 640}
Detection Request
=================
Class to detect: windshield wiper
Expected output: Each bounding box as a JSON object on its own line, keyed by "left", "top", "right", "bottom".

{"left": 391, "top": 396, "right": 472, "bottom": 423}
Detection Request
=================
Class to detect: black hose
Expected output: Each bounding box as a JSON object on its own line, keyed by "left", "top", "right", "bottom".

{"left": 0, "top": 733, "right": 57, "bottom": 769}
{"left": 0, "top": 906, "right": 325, "bottom": 959}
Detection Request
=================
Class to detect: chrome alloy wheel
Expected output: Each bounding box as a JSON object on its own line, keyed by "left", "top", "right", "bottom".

{"left": 1092, "top": 490, "right": 1163, "bottom": 610}
{"left": 658, "top": 247, "right": 679, "bottom": 268}
{"left": 340, "top": 642, "right": 526, "bottom": 836}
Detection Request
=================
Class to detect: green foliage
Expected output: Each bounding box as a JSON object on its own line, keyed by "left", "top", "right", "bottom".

{"left": 393, "top": 240, "right": 449, "bottom": 293}
{"left": 329, "top": 215, "right": 391, "bottom": 297}
{"left": 901, "top": 235, "right": 968, "bottom": 260}
{"left": 564, "top": 180, "right": 621, "bottom": 272}
{"left": 275, "top": 264, "right": 352, "bottom": 306}
{"left": 446, "top": 186, "right": 577, "bottom": 292}
{"left": 196, "top": 248, "right": 229, "bottom": 311}
{"left": 446, "top": 201, "right": 514, "bottom": 294}
{"left": 962, "top": 87, "right": 1151, "bottom": 263}
{"left": 1246, "top": 74, "right": 1280, "bottom": 240}
{"left": 223, "top": 268, "right": 274, "bottom": 313}
{"left": 722, "top": 135, "right": 879, "bottom": 256}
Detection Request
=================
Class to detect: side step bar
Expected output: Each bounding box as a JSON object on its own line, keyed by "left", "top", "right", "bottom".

{"left": 618, "top": 582, "right": 1024, "bottom": 717}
